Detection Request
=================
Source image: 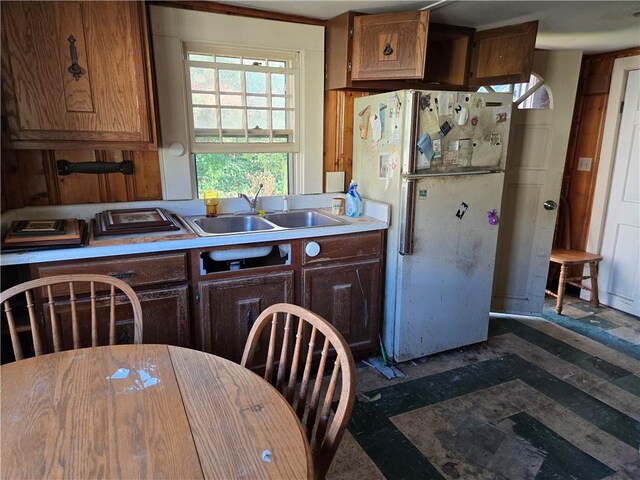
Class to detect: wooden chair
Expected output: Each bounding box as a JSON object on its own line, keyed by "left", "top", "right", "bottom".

{"left": 241, "top": 303, "right": 356, "bottom": 480}
{"left": 545, "top": 196, "right": 603, "bottom": 314}
{"left": 1, "top": 274, "right": 143, "bottom": 361}
{"left": 545, "top": 249, "right": 603, "bottom": 314}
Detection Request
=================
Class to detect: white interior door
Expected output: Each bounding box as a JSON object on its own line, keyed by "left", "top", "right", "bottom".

{"left": 491, "top": 50, "right": 583, "bottom": 316}
{"left": 596, "top": 68, "right": 640, "bottom": 316}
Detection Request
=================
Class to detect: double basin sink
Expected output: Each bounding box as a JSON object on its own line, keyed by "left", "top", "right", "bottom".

{"left": 184, "top": 209, "right": 348, "bottom": 236}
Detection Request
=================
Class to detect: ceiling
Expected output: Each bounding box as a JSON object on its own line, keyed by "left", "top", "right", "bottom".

{"left": 219, "top": 1, "right": 640, "bottom": 54}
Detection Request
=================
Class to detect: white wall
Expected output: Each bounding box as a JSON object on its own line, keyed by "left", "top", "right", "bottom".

{"left": 149, "top": 5, "right": 325, "bottom": 199}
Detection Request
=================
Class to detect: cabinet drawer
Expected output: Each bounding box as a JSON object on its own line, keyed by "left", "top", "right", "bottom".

{"left": 32, "top": 252, "right": 188, "bottom": 295}
{"left": 303, "top": 231, "right": 383, "bottom": 265}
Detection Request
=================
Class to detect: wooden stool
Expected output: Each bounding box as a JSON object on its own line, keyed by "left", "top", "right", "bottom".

{"left": 545, "top": 249, "right": 603, "bottom": 314}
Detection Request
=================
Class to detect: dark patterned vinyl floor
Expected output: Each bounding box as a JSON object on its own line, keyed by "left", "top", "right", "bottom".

{"left": 327, "top": 296, "right": 640, "bottom": 480}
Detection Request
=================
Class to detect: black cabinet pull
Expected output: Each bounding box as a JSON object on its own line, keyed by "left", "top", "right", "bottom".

{"left": 108, "top": 271, "right": 134, "bottom": 280}
{"left": 67, "top": 35, "right": 84, "bottom": 81}
{"left": 246, "top": 310, "right": 254, "bottom": 332}
{"left": 383, "top": 42, "right": 394, "bottom": 56}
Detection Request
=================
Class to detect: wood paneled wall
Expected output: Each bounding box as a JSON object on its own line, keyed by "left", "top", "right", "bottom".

{"left": 559, "top": 47, "right": 640, "bottom": 250}
{"left": 1, "top": 148, "right": 162, "bottom": 211}
{"left": 323, "top": 90, "right": 370, "bottom": 192}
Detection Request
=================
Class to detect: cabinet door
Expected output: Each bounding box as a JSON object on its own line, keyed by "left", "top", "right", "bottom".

{"left": 198, "top": 272, "right": 294, "bottom": 362}
{"left": 351, "top": 11, "right": 429, "bottom": 81}
{"left": 302, "top": 260, "right": 380, "bottom": 355}
{"left": 468, "top": 21, "right": 538, "bottom": 87}
{"left": 41, "top": 285, "right": 191, "bottom": 351}
{"left": 1, "top": 1, "right": 156, "bottom": 149}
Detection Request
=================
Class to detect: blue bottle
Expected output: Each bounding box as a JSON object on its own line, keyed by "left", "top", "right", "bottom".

{"left": 345, "top": 180, "right": 363, "bottom": 217}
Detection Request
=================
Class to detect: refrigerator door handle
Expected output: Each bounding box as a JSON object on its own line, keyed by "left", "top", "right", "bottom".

{"left": 403, "top": 90, "right": 421, "bottom": 176}
{"left": 399, "top": 178, "right": 416, "bottom": 255}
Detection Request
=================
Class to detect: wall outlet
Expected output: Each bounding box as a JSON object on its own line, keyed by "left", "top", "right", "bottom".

{"left": 577, "top": 157, "right": 592, "bottom": 172}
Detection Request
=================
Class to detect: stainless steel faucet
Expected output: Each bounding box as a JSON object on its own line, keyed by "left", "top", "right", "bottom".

{"left": 238, "top": 183, "right": 263, "bottom": 213}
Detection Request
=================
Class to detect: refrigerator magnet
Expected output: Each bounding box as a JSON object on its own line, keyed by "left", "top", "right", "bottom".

{"left": 439, "top": 119, "right": 453, "bottom": 137}
{"left": 456, "top": 107, "right": 469, "bottom": 126}
{"left": 456, "top": 203, "right": 469, "bottom": 219}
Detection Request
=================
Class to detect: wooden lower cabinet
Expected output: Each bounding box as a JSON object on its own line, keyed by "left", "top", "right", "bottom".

{"left": 192, "top": 231, "right": 384, "bottom": 362}
{"left": 41, "top": 285, "right": 190, "bottom": 350}
{"left": 10, "top": 231, "right": 384, "bottom": 362}
{"left": 196, "top": 271, "right": 294, "bottom": 363}
{"left": 31, "top": 251, "right": 191, "bottom": 350}
{"left": 302, "top": 259, "right": 381, "bottom": 355}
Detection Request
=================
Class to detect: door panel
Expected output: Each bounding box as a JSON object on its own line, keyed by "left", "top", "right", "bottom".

{"left": 395, "top": 173, "right": 504, "bottom": 362}
{"left": 492, "top": 50, "right": 582, "bottom": 315}
{"left": 597, "top": 68, "right": 640, "bottom": 315}
{"left": 198, "top": 272, "right": 294, "bottom": 362}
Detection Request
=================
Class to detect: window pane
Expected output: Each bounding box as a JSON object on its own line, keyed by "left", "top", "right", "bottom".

{"left": 248, "top": 110, "right": 269, "bottom": 130}
{"left": 272, "top": 97, "right": 286, "bottom": 108}
{"left": 272, "top": 110, "right": 286, "bottom": 129}
{"left": 190, "top": 67, "right": 216, "bottom": 91}
{"left": 216, "top": 56, "right": 241, "bottom": 64}
{"left": 248, "top": 135, "right": 270, "bottom": 143}
{"left": 195, "top": 135, "right": 220, "bottom": 143}
{"left": 188, "top": 53, "right": 214, "bottom": 62}
{"left": 268, "top": 60, "right": 286, "bottom": 68}
{"left": 220, "top": 94, "right": 243, "bottom": 106}
{"left": 195, "top": 152, "right": 289, "bottom": 198}
{"left": 247, "top": 96, "right": 267, "bottom": 107}
{"left": 519, "top": 86, "right": 551, "bottom": 109}
{"left": 243, "top": 58, "right": 265, "bottom": 66}
{"left": 220, "top": 109, "right": 243, "bottom": 129}
{"left": 271, "top": 74, "right": 286, "bottom": 95}
{"left": 222, "top": 136, "right": 246, "bottom": 143}
{"left": 192, "top": 93, "right": 217, "bottom": 105}
{"left": 491, "top": 84, "right": 513, "bottom": 93}
{"left": 218, "top": 70, "right": 242, "bottom": 92}
{"left": 246, "top": 72, "right": 267, "bottom": 94}
{"left": 193, "top": 108, "right": 217, "bottom": 129}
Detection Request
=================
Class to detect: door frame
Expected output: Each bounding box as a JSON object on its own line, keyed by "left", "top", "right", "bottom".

{"left": 586, "top": 55, "right": 640, "bottom": 254}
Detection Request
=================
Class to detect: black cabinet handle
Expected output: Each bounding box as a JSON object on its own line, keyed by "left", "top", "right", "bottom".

{"left": 108, "top": 271, "right": 134, "bottom": 280}
{"left": 246, "top": 310, "right": 254, "bottom": 332}
{"left": 57, "top": 160, "right": 133, "bottom": 176}
{"left": 383, "top": 42, "right": 394, "bottom": 56}
{"left": 67, "top": 35, "right": 84, "bottom": 81}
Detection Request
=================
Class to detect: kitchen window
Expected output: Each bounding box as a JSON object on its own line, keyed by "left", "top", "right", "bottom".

{"left": 184, "top": 44, "right": 299, "bottom": 197}
{"left": 478, "top": 73, "right": 552, "bottom": 110}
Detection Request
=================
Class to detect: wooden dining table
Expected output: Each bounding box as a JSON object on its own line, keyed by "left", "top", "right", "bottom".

{"left": 0, "top": 344, "right": 313, "bottom": 479}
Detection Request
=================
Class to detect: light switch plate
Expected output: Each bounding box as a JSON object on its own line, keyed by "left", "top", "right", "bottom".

{"left": 326, "top": 171, "right": 345, "bottom": 193}
{"left": 577, "top": 157, "right": 592, "bottom": 172}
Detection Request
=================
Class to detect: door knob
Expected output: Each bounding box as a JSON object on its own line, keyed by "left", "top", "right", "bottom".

{"left": 544, "top": 200, "right": 558, "bottom": 211}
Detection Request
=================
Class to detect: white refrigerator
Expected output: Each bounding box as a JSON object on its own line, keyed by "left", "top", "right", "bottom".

{"left": 353, "top": 90, "right": 513, "bottom": 363}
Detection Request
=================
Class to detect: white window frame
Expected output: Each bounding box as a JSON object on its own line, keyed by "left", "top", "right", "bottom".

{"left": 184, "top": 42, "right": 300, "bottom": 154}
{"left": 150, "top": 5, "right": 324, "bottom": 200}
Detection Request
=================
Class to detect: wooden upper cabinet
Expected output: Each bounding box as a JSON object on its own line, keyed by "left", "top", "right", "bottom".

{"left": 351, "top": 11, "right": 429, "bottom": 81}
{"left": 325, "top": 11, "right": 538, "bottom": 91}
{"left": 468, "top": 21, "right": 538, "bottom": 87}
{"left": 1, "top": 1, "right": 157, "bottom": 150}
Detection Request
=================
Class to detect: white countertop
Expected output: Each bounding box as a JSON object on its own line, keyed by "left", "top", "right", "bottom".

{"left": 1, "top": 195, "right": 390, "bottom": 266}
